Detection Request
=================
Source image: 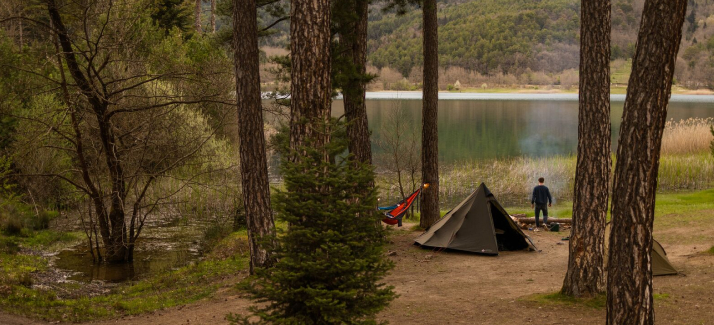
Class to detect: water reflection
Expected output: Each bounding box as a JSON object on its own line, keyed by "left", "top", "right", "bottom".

{"left": 54, "top": 217, "right": 206, "bottom": 283}
{"left": 54, "top": 243, "right": 198, "bottom": 283}
{"left": 331, "top": 98, "right": 714, "bottom": 163}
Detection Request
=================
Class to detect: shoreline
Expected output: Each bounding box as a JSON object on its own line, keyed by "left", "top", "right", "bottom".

{"left": 353, "top": 91, "right": 714, "bottom": 102}
{"left": 263, "top": 89, "right": 714, "bottom": 102}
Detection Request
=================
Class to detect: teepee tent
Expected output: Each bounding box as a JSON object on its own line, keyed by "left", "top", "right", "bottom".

{"left": 415, "top": 183, "right": 536, "bottom": 255}
{"left": 605, "top": 224, "right": 678, "bottom": 276}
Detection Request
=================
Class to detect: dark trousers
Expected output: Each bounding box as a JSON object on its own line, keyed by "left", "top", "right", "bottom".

{"left": 534, "top": 204, "right": 548, "bottom": 227}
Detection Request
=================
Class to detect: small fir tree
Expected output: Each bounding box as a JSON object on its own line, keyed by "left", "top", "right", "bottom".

{"left": 235, "top": 128, "right": 395, "bottom": 324}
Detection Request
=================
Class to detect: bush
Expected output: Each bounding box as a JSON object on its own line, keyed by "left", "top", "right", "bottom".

{"left": 200, "top": 222, "right": 233, "bottom": 253}
{"left": 27, "top": 210, "right": 56, "bottom": 231}
{"left": 2, "top": 214, "right": 24, "bottom": 236}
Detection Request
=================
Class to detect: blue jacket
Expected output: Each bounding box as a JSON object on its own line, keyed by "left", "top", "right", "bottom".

{"left": 531, "top": 185, "right": 552, "bottom": 205}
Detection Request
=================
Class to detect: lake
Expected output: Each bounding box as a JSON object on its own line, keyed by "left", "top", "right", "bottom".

{"left": 330, "top": 92, "right": 714, "bottom": 163}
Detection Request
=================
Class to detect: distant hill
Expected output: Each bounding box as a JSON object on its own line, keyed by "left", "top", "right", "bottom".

{"left": 262, "top": 0, "right": 714, "bottom": 89}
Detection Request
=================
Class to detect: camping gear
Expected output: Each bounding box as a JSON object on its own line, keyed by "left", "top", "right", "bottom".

{"left": 548, "top": 223, "right": 560, "bottom": 232}
{"left": 414, "top": 183, "right": 536, "bottom": 255}
{"left": 380, "top": 188, "right": 421, "bottom": 226}
{"left": 604, "top": 223, "right": 678, "bottom": 276}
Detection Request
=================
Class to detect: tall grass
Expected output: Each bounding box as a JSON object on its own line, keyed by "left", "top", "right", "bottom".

{"left": 438, "top": 156, "right": 576, "bottom": 206}
{"left": 376, "top": 118, "right": 714, "bottom": 208}
{"left": 661, "top": 118, "right": 714, "bottom": 155}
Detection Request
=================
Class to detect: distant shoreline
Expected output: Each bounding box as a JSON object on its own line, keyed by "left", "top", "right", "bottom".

{"left": 262, "top": 89, "right": 714, "bottom": 102}
{"left": 351, "top": 91, "right": 714, "bottom": 102}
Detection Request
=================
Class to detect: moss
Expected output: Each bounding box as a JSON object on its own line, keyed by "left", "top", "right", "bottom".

{"left": 654, "top": 293, "right": 670, "bottom": 300}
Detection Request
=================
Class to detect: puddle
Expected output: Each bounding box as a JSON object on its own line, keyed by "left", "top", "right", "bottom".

{"left": 53, "top": 217, "right": 217, "bottom": 283}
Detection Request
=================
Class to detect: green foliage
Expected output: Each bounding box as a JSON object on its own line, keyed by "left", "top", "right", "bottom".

{"left": 707, "top": 246, "right": 714, "bottom": 255}
{"left": 238, "top": 128, "right": 395, "bottom": 324}
{"left": 149, "top": 0, "right": 193, "bottom": 34}
{"left": 0, "top": 237, "right": 19, "bottom": 254}
{"left": 0, "top": 232, "right": 249, "bottom": 322}
{"left": 368, "top": 0, "right": 579, "bottom": 76}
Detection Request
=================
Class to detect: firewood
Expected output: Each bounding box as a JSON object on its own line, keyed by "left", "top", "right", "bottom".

{"left": 518, "top": 217, "right": 572, "bottom": 224}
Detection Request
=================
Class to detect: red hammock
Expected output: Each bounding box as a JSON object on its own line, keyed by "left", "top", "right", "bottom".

{"left": 381, "top": 188, "right": 421, "bottom": 225}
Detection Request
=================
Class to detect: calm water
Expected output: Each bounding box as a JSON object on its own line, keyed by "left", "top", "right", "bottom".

{"left": 54, "top": 217, "right": 206, "bottom": 283}
{"left": 331, "top": 93, "right": 714, "bottom": 163}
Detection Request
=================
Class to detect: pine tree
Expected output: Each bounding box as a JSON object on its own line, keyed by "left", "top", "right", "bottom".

{"left": 420, "top": 0, "right": 440, "bottom": 229}
{"left": 237, "top": 125, "right": 396, "bottom": 324}
{"left": 607, "top": 0, "right": 687, "bottom": 323}
{"left": 234, "top": 0, "right": 276, "bottom": 273}
{"left": 561, "top": 0, "right": 610, "bottom": 298}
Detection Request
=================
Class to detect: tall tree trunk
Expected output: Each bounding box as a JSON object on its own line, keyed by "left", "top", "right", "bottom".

{"left": 195, "top": 0, "right": 202, "bottom": 33}
{"left": 210, "top": 0, "right": 216, "bottom": 33}
{"left": 233, "top": 0, "right": 276, "bottom": 274}
{"left": 289, "top": 0, "right": 332, "bottom": 157}
{"left": 607, "top": 0, "right": 687, "bottom": 324}
{"left": 561, "top": 0, "right": 610, "bottom": 298}
{"left": 343, "top": 0, "right": 371, "bottom": 166}
{"left": 420, "top": 0, "right": 439, "bottom": 229}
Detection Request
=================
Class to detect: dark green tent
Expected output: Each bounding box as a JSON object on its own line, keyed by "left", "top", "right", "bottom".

{"left": 604, "top": 224, "right": 678, "bottom": 276}
{"left": 414, "top": 183, "right": 536, "bottom": 255}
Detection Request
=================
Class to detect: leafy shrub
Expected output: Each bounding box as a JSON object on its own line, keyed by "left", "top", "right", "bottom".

{"left": 1, "top": 214, "right": 24, "bottom": 236}
{"left": 26, "top": 210, "right": 57, "bottom": 231}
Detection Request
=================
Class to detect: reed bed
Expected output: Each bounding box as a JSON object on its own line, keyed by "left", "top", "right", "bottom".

{"left": 657, "top": 153, "right": 714, "bottom": 191}
{"left": 376, "top": 116, "right": 714, "bottom": 208}
{"left": 378, "top": 154, "right": 714, "bottom": 208}
{"left": 660, "top": 117, "right": 714, "bottom": 155}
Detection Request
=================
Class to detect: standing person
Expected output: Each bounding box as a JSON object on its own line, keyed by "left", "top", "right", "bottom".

{"left": 531, "top": 177, "right": 552, "bottom": 228}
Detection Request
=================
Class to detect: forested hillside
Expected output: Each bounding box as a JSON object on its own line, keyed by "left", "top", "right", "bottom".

{"left": 366, "top": 0, "right": 714, "bottom": 88}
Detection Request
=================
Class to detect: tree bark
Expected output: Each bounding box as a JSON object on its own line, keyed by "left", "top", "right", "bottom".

{"left": 607, "top": 0, "right": 687, "bottom": 324}
{"left": 195, "top": 0, "right": 202, "bottom": 34}
{"left": 420, "top": 0, "right": 439, "bottom": 229}
{"left": 233, "top": 0, "right": 275, "bottom": 274}
{"left": 343, "top": 0, "right": 372, "bottom": 166}
{"left": 289, "top": 0, "right": 332, "bottom": 158}
{"left": 561, "top": 0, "right": 610, "bottom": 298}
{"left": 210, "top": 0, "right": 216, "bottom": 33}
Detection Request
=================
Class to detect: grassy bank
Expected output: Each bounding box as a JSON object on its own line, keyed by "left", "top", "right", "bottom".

{"left": 0, "top": 230, "right": 249, "bottom": 322}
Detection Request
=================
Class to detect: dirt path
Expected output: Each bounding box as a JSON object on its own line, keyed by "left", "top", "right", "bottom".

{"left": 3, "top": 223, "right": 713, "bottom": 325}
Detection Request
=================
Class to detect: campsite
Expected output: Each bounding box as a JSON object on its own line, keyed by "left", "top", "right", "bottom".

{"left": 3, "top": 187, "right": 713, "bottom": 325}
{"left": 2, "top": 0, "right": 714, "bottom": 324}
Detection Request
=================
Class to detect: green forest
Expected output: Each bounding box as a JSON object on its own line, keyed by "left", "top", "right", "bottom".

{"left": 362, "top": 0, "right": 714, "bottom": 88}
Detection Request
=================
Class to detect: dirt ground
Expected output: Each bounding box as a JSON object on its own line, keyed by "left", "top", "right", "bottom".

{"left": 2, "top": 222, "right": 713, "bottom": 325}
